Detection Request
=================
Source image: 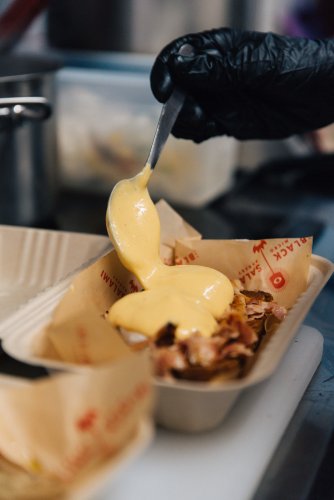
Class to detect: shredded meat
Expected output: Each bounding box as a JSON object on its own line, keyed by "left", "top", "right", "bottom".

{"left": 151, "top": 287, "right": 287, "bottom": 382}
{"left": 153, "top": 345, "right": 187, "bottom": 379}
{"left": 270, "top": 303, "right": 287, "bottom": 321}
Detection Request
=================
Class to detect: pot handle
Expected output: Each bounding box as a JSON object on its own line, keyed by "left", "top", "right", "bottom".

{"left": 0, "top": 97, "right": 51, "bottom": 129}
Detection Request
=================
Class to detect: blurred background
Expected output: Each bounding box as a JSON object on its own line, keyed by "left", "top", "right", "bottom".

{"left": 1, "top": 4, "right": 334, "bottom": 499}
{"left": 0, "top": 0, "right": 334, "bottom": 262}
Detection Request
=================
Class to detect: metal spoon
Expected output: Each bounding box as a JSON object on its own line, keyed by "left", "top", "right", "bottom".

{"left": 146, "top": 43, "right": 194, "bottom": 170}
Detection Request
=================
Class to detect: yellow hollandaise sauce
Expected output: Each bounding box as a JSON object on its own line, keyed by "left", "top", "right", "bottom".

{"left": 105, "top": 163, "right": 234, "bottom": 341}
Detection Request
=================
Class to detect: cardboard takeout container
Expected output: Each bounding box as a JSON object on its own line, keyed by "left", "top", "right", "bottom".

{"left": 0, "top": 253, "right": 332, "bottom": 432}
{"left": 0, "top": 225, "right": 110, "bottom": 323}
{"left": 0, "top": 202, "right": 332, "bottom": 432}
{"left": 0, "top": 226, "right": 155, "bottom": 496}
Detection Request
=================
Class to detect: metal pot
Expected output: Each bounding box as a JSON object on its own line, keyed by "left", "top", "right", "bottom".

{"left": 0, "top": 55, "right": 61, "bottom": 226}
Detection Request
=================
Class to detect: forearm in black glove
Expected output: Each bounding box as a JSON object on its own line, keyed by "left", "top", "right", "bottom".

{"left": 150, "top": 27, "right": 334, "bottom": 142}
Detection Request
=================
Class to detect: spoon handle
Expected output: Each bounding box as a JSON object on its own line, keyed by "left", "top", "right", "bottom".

{"left": 147, "top": 44, "right": 194, "bottom": 170}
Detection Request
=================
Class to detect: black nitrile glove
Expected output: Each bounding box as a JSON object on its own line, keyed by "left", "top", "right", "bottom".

{"left": 150, "top": 27, "right": 334, "bottom": 142}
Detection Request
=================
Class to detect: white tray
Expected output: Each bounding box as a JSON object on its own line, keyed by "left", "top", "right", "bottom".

{"left": 0, "top": 225, "right": 110, "bottom": 323}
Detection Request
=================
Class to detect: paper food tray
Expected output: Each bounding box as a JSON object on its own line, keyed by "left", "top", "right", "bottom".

{"left": 0, "top": 254, "right": 332, "bottom": 432}
{"left": 0, "top": 370, "right": 153, "bottom": 499}
{"left": 0, "top": 374, "right": 154, "bottom": 500}
{"left": 0, "top": 225, "right": 110, "bottom": 323}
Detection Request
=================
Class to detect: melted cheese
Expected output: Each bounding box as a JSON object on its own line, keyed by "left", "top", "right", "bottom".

{"left": 106, "top": 163, "right": 234, "bottom": 340}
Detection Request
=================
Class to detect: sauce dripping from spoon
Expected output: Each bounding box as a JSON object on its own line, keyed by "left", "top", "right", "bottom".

{"left": 106, "top": 163, "right": 234, "bottom": 340}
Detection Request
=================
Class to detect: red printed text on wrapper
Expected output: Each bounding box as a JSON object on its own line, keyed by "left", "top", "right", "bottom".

{"left": 60, "top": 380, "right": 151, "bottom": 482}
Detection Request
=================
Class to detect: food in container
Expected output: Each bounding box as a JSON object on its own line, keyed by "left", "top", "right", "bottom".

{"left": 1, "top": 199, "right": 332, "bottom": 432}
{"left": 102, "top": 163, "right": 288, "bottom": 383}
{"left": 0, "top": 146, "right": 333, "bottom": 434}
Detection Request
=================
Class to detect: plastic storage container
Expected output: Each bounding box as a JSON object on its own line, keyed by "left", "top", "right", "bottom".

{"left": 56, "top": 66, "right": 238, "bottom": 207}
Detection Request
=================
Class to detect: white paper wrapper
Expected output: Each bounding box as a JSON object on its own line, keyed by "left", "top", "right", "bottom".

{"left": 174, "top": 237, "right": 312, "bottom": 308}
{"left": 0, "top": 349, "right": 152, "bottom": 479}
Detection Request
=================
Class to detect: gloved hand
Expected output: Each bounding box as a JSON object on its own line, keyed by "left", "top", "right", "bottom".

{"left": 150, "top": 27, "right": 334, "bottom": 142}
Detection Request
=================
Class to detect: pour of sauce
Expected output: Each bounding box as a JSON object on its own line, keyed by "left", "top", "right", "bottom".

{"left": 106, "top": 163, "right": 234, "bottom": 340}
